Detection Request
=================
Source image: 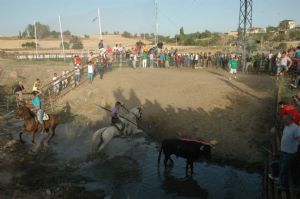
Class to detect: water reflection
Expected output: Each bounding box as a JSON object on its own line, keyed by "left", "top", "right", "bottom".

{"left": 160, "top": 170, "right": 209, "bottom": 198}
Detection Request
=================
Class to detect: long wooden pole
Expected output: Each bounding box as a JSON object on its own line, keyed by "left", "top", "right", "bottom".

{"left": 95, "top": 104, "right": 137, "bottom": 126}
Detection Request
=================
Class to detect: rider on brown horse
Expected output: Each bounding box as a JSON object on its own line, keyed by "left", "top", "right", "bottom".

{"left": 31, "top": 91, "right": 45, "bottom": 132}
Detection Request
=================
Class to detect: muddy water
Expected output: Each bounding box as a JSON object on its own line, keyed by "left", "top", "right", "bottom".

{"left": 14, "top": 123, "right": 262, "bottom": 199}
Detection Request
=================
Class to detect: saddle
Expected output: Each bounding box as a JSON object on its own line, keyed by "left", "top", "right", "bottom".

{"left": 43, "top": 112, "right": 49, "bottom": 120}
{"left": 35, "top": 112, "right": 49, "bottom": 121}
{"left": 111, "top": 123, "right": 126, "bottom": 136}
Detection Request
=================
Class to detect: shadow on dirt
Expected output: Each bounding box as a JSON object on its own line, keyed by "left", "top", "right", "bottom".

{"left": 1, "top": 83, "right": 274, "bottom": 198}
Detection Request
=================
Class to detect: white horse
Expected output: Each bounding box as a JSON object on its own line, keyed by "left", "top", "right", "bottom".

{"left": 91, "top": 106, "right": 143, "bottom": 153}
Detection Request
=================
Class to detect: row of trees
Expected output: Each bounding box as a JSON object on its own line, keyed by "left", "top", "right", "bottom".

{"left": 19, "top": 22, "right": 72, "bottom": 39}
{"left": 21, "top": 36, "right": 84, "bottom": 50}
{"left": 20, "top": 22, "right": 84, "bottom": 49}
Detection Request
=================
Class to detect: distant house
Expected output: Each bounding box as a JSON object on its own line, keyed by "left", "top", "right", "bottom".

{"left": 279, "top": 20, "right": 296, "bottom": 29}
{"left": 228, "top": 31, "right": 238, "bottom": 37}
{"left": 248, "top": 27, "right": 266, "bottom": 34}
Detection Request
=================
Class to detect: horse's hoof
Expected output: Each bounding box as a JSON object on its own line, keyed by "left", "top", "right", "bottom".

{"left": 20, "top": 140, "right": 25, "bottom": 144}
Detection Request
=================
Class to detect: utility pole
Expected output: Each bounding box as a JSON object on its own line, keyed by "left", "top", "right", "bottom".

{"left": 34, "top": 21, "right": 38, "bottom": 56}
{"left": 154, "top": 0, "right": 158, "bottom": 45}
{"left": 98, "top": 8, "right": 102, "bottom": 40}
{"left": 58, "top": 15, "right": 65, "bottom": 60}
{"left": 238, "top": 0, "right": 252, "bottom": 72}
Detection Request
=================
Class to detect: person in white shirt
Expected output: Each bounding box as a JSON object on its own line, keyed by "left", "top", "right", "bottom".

{"left": 52, "top": 73, "right": 60, "bottom": 95}
{"left": 277, "top": 51, "right": 292, "bottom": 78}
{"left": 87, "top": 61, "right": 94, "bottom": 84}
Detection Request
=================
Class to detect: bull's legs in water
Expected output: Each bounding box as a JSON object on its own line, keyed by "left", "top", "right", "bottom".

{"left": 186, "top": 159, "right": 194, "bottom": 175}
{"left": 164, "top": 156, "right": 169, "bottom": 168}
{"left": 19, "top": 132, "right": 24, "bottom": 144}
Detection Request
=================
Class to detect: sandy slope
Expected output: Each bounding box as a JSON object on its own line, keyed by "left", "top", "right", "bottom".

{"left": 0, "top": 58, "right": 276, "bottom": 164}
{"left": 57, "top": 67, "right": 276, "bottom": 164}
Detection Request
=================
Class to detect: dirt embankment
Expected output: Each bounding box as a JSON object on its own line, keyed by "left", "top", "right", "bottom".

{"left": 57, "top": 67, "right": 276, "bottom": 166}
{"left": 0, "top": 61, "right": 276, "bottom": 197}
{"left": 0, "top": 59, "right": 276, "bottom": 165}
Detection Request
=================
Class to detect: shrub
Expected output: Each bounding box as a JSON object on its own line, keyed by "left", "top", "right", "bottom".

{"left": 69, "top": 36, "right": 84, "bottom": 49}
{"left": 60, "top": 41, "right": 70, "bottom": 49}
{"left": 21, "top": 42, "right": 39, "bottom": 49}
{"left": 277, "top": 42, "right": 287, "bottom": 50}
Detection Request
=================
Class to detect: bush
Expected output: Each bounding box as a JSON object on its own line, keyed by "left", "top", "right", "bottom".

{"left": 21, "top": 42, "right": 39, "bottom": 49}
{"left": 72, "top": 41, "right": 83, "bottom": 49}
{"left": 122, "top": 31, "right": 132, "bottom": 38}
{"left": 69, "top": 36, "right": 84, "bottom": 49}
{"left": 183, "top": 38, "right": 195, "bottom": 45}
{"left": 60, "top": 41, "right": 70, "bottom": 49}
{"left": 277, "top": 42, "right": 287, "bottom": 50}
{"left": 84, "top": 34, "right": 90, "bottom": 39}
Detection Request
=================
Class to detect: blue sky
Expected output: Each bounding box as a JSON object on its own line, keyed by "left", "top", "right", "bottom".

{"left": 0, "top": 0, "right": 299, "bottom": 36}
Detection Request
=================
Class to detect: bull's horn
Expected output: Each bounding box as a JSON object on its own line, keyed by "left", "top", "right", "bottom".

{"left": 209, "top": 140, "right": 218, "bottom": 145}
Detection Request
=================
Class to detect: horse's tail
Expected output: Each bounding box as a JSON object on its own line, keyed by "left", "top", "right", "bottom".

{"left": 158, "top": 143, "right": 163, "bottom": 165}
{"left": 91, "top": 128, "right": 106, "bottom": 152}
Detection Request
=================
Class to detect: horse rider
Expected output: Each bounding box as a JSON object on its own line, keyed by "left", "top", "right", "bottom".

{"left": 32, "top": 78, "right": 42, "bottom": 95}
{"left": 111, "top": 101, "right": 126, "bottom": 136}
{"left": 14, "top": 81, "right": 25, "bottom": 103}
{"left": 31, "top": 91, "right": 45, "bottom": 132}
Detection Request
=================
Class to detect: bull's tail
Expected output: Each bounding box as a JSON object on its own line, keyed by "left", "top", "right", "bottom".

{"left": 158, "top": 144, "right": 163, "bottom": 164}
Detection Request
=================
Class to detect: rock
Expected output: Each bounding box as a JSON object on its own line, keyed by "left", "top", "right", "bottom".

{"left": 79, "top": 180, "right": 86, "bottom": 184}
{"left": 4, "top": 140, "right": 17, "bottom": 149}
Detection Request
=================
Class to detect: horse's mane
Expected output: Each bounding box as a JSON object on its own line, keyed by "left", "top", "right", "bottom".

{"left": 22, "top": 105, "right": 36, "bottom": 118}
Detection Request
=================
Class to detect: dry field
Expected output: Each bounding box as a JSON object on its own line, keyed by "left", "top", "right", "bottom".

{"left": 0, "top": 35, "right": 226, "bottom": 54}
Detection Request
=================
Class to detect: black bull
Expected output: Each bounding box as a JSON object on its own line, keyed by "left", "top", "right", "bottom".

{"left": 158, "top": 139, "right": 211, "bottom": 174}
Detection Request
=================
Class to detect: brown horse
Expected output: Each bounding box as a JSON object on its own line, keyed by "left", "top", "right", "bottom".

{"left": 16, "top": 105, "right": 59, "bottom": 144}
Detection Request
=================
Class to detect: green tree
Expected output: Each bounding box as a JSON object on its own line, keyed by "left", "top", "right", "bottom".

{"left": 63, "top": 30, "right": 71, "bottom": 36}
{"left": 180, "top": 27, "right": 185, "bottom": 36}
{"left": 277, "top": 42, "right": 287, "bottom": 50}
{"left": 21, "top": 42, "right": 39, "bottom": 49}
{"left": 274, "top": 33, "right": 287, "bottom": 42}
{"left": 18, "top": 31, "right": 22, "bottom": 38}
{"left": 22, "top": 24, "right": 35, "bottom": 38}
{"left": 278, "top": 20, "right": 290, "bottom": 30}
{"left": 35, "top": 22, "right": 50, "bottom": 39}
{"left": 266, "top": 26, "right": 278, "bottom": 33}
{"left": 60, "top": 41, "right": 70, "bottom": 49}
{"left": 289, "top": 30, "right": 300, "bottom": 40}
{"left": 69, "top": 36, "right": 83, "bottom": 49}
{"left": 183, "top": 38, "right": 195, "bottom": 45}
{"left": 122, "top": 31, "right": 132, "bottom": 38}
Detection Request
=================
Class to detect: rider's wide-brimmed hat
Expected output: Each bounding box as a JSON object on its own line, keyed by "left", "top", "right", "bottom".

{"left": 31, "top": 90, "right": 39, "bottom": 95}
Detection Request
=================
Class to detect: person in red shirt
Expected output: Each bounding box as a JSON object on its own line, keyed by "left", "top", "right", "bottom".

{"left": 73, "top": 55, "right": 81, "bottom": 66}
{"left": 279, "top": 101, "right": 300, "bottom": 125}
